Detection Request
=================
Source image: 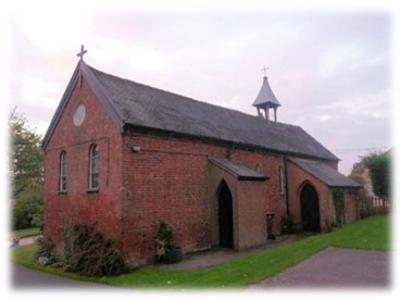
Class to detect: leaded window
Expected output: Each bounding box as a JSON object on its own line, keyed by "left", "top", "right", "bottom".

{"left": 59, "top": 151, "right": 67, "bottom": 192}
{"left": 279, "top": 166, "right": 285, "bottom": 195}
{"left": 88, "top": 144, "right": 99, "bottom": 190}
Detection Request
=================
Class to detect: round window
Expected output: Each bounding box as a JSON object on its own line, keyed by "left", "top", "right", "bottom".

{"left": 73, "top": 104, "right": 86, "bottom": 126}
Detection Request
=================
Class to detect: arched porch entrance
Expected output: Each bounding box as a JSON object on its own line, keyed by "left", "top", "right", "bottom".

{"left": 300, "top": 183, "right": 320, "bottom": 232}
{"left": 217, "top": 180, "right": 233, "bottom": 248}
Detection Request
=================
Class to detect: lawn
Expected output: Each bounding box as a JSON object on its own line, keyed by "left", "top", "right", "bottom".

{"left": 12, "top": 227, "right": 41, "bottom": 239}
{"left": 12, "top": 215, "right": 390, "bottom": 288}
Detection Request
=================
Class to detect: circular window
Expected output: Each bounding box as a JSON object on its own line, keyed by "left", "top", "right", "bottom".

{"left": 73, "top": 104, "right": 86, "bottom": 126}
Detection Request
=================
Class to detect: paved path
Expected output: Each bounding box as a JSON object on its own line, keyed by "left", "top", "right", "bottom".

{"left": 12, "top": 265, "right": 113, "bottom": 289}
{"left": 18, "top": 235, "right": 41, "bottom": 246}
{"left": 10, "top": 235, "right": 41, "bottom": 248}
{"left": 159, "top": 234, "right": 304, "bottom": 270}
{"left": 254, "top": 247, "right": 390, "bottom": 288}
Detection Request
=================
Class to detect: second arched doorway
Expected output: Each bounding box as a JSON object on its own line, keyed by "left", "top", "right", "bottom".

{"left": 300, "top": 183, "right": 321, "bottom": 232}
{"left": 217, "top": 180, "right": 233, "bottom": 248}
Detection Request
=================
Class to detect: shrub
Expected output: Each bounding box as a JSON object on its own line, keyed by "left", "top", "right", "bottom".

{"left": 62, "top": 224, "right": 126, "bottom": 276}
{"left": 325, "top": 220, "right": 334, "bottom": 233}
{"left": 155, "top": 221, "right": 182, "bottom": 263}
{"left": 12, "top": 189, "right": 43, "bottom": 230}
{"left": 281, "top": 214, "right": 294, "bottom": 234}
{"left": 281, "top": 214, "right": 303, "bottom": 234}
{"left": 35, "top": 237, "right": 57, "bottom": 265}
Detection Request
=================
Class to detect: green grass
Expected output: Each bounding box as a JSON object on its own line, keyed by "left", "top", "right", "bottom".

{"left": 12, "top": 227, "right": 41, "bottom": 239}
{"left": 12, "top": 215, "right": 390, "bottom": 288}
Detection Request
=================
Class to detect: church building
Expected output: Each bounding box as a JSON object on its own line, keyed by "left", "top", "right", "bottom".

{"left": 42, "top": 49, "right": 359, "bottom": 264}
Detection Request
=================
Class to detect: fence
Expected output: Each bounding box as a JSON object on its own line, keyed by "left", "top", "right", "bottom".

{"left": 360, "top": 196, "right": 390, "bottom": 218}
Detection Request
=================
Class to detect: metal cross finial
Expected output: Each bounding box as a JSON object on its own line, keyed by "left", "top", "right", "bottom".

{"left": 77, "top": 45, "right": 87, "bottom": 60}
{"left": 262, "top": 65, "right": 269, "bottom": 77}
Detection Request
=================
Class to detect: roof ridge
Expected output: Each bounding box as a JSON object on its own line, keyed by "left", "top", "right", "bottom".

{"left": 87, "top": 64, "right": 302, "bottom": 131}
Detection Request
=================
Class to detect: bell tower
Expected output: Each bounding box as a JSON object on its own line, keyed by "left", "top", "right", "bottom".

{"left": 252, "top": 75, "right": 281, "bottom": 122}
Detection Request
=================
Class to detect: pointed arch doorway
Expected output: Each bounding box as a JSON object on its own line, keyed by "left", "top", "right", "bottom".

{"left": 300, "top": 183, "right": 321, "bottom": 232}
{"left": 217, "top": 180, "right": 233, "bottom": 248}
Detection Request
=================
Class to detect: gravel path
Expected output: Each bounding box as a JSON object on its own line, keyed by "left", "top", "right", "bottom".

{"left": 254, "top": 247, "right": 390, "bottom": 288}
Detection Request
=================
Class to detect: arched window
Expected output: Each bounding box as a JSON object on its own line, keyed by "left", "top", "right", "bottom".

{"left": 279, "top": 166, "right": 285, "bottom": 195}
{"left": 88, "top": 144, "right": 99, "bottom": 190}
{"left": 59, "top": 151, "right": 67, "bottom": 192}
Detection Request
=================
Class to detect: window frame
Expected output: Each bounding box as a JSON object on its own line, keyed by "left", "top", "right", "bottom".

{"left": 88, "top": 144, "right": 99, "bottom": 192}
{"left": 59, "top": 151, "right": 67, "bottom": 193}
{"left": 279, "top": 166, "right": 285, "bottom": 195}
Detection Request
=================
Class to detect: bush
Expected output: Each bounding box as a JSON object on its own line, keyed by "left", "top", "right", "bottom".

{"left": 155, "top": 221, "right": 182, "bottom": 263}
{"left": 62, "top": 224, "right": 127, "bottom": 276}
{"left": 281, "top": 214, "right": 303, "bottom": 234}
{"left": 325, "top": 220, "right": 334, "bottom": 233}
{"left": 12, "top": 189, "right": 43, "bottom": 230}
{"left": 35, "top": 237, "right": 57, "bottom": 265}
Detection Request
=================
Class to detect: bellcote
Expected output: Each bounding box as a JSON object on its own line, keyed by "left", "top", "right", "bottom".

{"left": 252, "top": 76, "right": 281, "bottom": 122}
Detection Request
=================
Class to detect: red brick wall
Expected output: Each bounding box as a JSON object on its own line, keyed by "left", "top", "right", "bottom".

{"left": 231, "top": 151, "right": 286, "bottom": 237}
{"left": 43, "top": 78, "right": 124, "bottom": 253}
{"left": 286, "top": 161, "right": 331, "bottom": 231}
{"left": 344, "top": 190, "right": 359, "bottom": 224}
{"left": 236, "top": 181, "right": 270, "bottom": 249}
{"left": 43, "top": 77, "right": 342, "bottom": 264}
{"left": 120, "top": 131, "right": 287, "bottom": 263}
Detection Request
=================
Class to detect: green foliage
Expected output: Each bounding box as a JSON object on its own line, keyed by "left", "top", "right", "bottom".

{"left": 155, "top": 221, "right": 182, "bottom": 263}
{"left": 35, "top": 237, "right": 58, "bottom": 265}
{"left": 332, "top": 189, "right": 345, "bottom": 227}
{"left": 9, "top": 108, "right": 44, "bottom": 199}
{"left": 281, "top": 214, "right": 293, "bottom": 234}
{"left": 62, "top": 224, "right": 127, "bottom": 276}
{"left": 12, "top": 188, "right": 43, "bottom": 229}
{"left": 9, "top": 108, "right": 44, "bottom": 230}
{"left": 281, "top": 214, "right": 302, "bottom": 234}
{"left": 363, "top": 151, "right": 391, "bottom": 198}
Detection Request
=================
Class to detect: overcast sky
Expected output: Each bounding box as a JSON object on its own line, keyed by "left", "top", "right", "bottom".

{"left": 9, "top": 12, "right": 391, "bottom": 174}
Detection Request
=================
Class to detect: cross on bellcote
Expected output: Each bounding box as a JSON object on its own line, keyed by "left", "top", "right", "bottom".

{"left": 261, "top": 65, "right": 269, "bottom": 77}
{"left": 77, "top": 45, "right": 87, "bottom": 60}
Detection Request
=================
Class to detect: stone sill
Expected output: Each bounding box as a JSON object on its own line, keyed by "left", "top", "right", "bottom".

{"left": 87, "top": 188, "right": 99, "bottom": 194}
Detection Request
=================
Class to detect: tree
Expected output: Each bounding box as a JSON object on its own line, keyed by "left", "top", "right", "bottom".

{"left": 9, "top": 108, "right": 44, "bottom": 229}
{"left": 12, "top": 189, "right": 43, "bottom": 229}
{"left": 362, "top": 151, "right": 391, "bottom": 199}
{"left": 349, "top": 161, "right": 367, "bottom": 186}
{"left": 9, "top": 108, "right": 44, "bottom": 199}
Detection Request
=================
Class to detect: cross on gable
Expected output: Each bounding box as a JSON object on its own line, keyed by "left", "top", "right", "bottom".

{"left": 77, "top": 45, "right": 87, "bottom": 60}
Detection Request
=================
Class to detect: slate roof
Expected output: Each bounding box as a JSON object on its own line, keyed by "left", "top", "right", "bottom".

{"left": 85, "top": 64, "right": 338, "bottom": 161}
{"left": 252, "top": 76, "right": 281, "bottom": 108}
{"left": 209, "top": 157, "right": 268, "bottom": 181}
{"left": 288, "top": 157, "right": 360, "bottom": 188}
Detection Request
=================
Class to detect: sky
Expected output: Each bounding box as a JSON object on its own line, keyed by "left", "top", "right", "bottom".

{"left": 9, "top": 11, "right": 392, "bottom": 174}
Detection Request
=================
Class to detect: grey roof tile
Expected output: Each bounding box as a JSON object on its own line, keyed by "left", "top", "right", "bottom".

{"left": 289, "top": 157, "right": 360, "bottom": 188}
{"left": 209, "top": 157, "right": 268, "bottom": 181}
{"left": 88, "top": 65, "right": 338, "bottom": 161}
